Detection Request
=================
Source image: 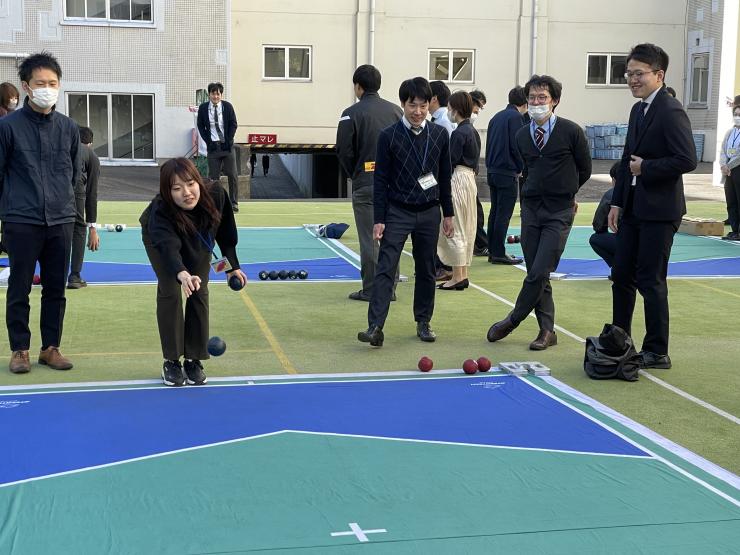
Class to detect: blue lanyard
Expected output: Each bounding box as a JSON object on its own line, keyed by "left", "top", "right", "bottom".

{"left": 195, "top": 231, "right": 217, "bottom": 260}
{"left": 731, "top": 129, "right": 740, "bottom": 149}
{"left": 404, "top": 125, "right": 430, "bottom": 174}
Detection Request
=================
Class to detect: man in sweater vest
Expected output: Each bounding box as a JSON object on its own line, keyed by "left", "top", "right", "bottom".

{"left": 486, "top": 74, "right": 591, "bottom": 350}
{"left": 358, "top": 77, "right": 454, "bottom": 347}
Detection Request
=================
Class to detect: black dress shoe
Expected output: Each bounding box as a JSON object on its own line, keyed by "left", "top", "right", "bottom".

{"left": 487, "top": 316, "right": 516, "bottom": 342}
{"left": 348, "top": 290, "right": 371, "bottom": 301}
{"left": 639, "top": 351, "right": 671, "bottom": 369}
{"left": 416, "top": 321, "right": 436, "bottom": 342}
{"left": 358, "top": 325, "right": 384, "bottom": 347}
{"left": 529, "top": 329, "right": 557, "bottom": 351}
{"left": 232, "top": 204, "right": 239, "bottom": 212}
{"left": 721, "top": 231, "right": 740, "bottom": 241}
{"left": 489, "top": 254, "right": 523, "bottom": 265}
{"left": 437, "top": 279, "right": 467, "bottom": 291}
{"left": 67, "top": 276, "right": 87, "bottom": 289}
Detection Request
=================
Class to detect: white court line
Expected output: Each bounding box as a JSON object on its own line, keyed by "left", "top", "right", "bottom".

{"left": 520, "top": 377, "right": 740, "bottom": 508}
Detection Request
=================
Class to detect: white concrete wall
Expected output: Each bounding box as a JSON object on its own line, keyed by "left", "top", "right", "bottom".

{"left": 279, "top": 153, "right": 313, "bottom": 197}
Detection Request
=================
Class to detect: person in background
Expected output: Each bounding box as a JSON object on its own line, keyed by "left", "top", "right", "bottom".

{"left": 437, "top": 91, "right": 479, "bottom": 290}
{"left": 429, "top": 80, "right": 454, "bottom": 136}
{"left": 67, "top": 126, "right": 100, "bottom": 289}
{"left": 665, "top": 86, "right": 676, "bottom": 98}
{"left": 720, "top": 105, "right": 740, "bottom": 241}
{"left": 589, "top": 162, "right": 620, "bottom": 268}
{"left": 140, "top": 158, "right": 246, "bottom": 387}
{"left": 262, "top": 154, "right": 270, "bottom": 176}
{"left": 249, "top": 151, "right": 256, "bottom": 178}
{"left": 469, "top": 89, "right": 489, "bottom": 257}
{"left": 0, "top": 82, "right": 19, "bottom": 117}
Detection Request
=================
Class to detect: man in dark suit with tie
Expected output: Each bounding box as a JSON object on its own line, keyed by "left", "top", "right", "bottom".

{"left": 608, "top": 43, "right": 697, "bottom": 370}
{"left": 197, "top": 82, "right": 240, "bottom": 211}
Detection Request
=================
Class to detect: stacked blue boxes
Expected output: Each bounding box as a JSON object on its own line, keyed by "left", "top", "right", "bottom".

{"left": 692, "top": 133, "right": 704, "bottom": 162}
{"left": 585, "top": 124, "right": 628, "bottom": 159}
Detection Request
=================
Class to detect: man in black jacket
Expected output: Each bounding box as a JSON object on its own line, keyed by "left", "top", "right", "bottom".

{"left": 0, "top": 51, "right": 81, "bottom": 374}
{"left": 589, "top": 162, "right": 620, "bottom": 269}
{"left": 487, "top": 75, "right": 591, "bottom": 350}
{"left": 608, "top": 44, "right": 697, "bottom": 370}
{"left": 68, "top": 126, "right": 100, "bottom": 289}
{"left": 337, "top": 64, "right": 402, "bottom": 302}
{"left": 197, "top": 82, "right": 239, "bottom": 211}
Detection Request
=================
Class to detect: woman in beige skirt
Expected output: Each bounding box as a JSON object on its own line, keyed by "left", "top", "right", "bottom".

{"left": 437, "top": 91, "right": 481, "bottom": 290}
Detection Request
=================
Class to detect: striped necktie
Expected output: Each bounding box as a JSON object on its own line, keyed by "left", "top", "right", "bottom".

{"left": 214, "top": 104, "right": 225, "bottom": 142}
{"left": 534, "top": 126, "right": 545, "bottom": 150}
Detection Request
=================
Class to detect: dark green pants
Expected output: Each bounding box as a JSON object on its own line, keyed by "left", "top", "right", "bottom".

{"left": 144, "top": 241, "right": 211, "bottom": 361}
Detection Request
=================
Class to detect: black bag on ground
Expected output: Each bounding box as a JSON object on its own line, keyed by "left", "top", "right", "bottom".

{"left": 584, "top": 324, "right": 641, "bottom": 382}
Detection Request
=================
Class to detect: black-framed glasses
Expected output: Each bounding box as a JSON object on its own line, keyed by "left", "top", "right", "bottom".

{"left": 624, "top": 70, "right": 659, "bottom": 80}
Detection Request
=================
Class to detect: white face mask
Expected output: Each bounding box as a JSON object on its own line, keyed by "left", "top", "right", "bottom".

{"left": 470, "top": 112, "right": 479, "bottom": 122}
{"left": 29, "top": 87, "right": 59, "bottom": 109}
{"left": 528, "top": 104, "right": 550, "bottom": 121}
{"left": 734, "top": 116, "right": 740, "bottom": 127}
{"left": 8, "top": 99, "right": 18, "bottom": 110}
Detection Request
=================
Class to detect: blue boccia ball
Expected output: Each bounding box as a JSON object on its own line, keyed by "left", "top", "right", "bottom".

{"left": 207, "top": 336, "right": 226, "bottom": 357}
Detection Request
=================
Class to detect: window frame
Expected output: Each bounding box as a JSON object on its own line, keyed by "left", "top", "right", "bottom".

{"left": 261, "top": 45, "right": 312, "bottom": 82}
{"left": 66, "top": 91, "right": 156, "bottom": 162}
{"left": 427, "top": 49, "right": 475, "bottom": 84}
{"left": 688, "top": 52, "right": 710, "bottom": 108}
{"left": 62, "top": 0, "right": 155, "bottom": 27}
{"left": 585, "top": 53, "right": 629, "bottom": 88}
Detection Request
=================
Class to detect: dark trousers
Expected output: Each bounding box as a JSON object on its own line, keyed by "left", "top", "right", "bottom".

{"left": 611, "top": 215, "right": 678, "bottom": 355}
{"left": 589, "top": 231, "right": 617, "bottom": 268}
{"left": 487, "top": 173, "right": 519, "bottom": 258}
{"left": 510, "top": 203, "right": 574, "bottom": 332}
{"left": 369, "top": 203, "right": 440, "bottom": 328}
{"left": 474, "top": 195, "right": 487, "bottom": 250}
{"left": 724, "top": 169, "right": 740, "bottom": 232}
{"left": 70, "top": 194, "right": 87, "bottom": 276}
{"left": 207, "top": 147, "right": 239, "bottom": 206}
{"left": 4, "top": 222, "right": 73, "bottom": 351}
{"left": 352, "top": 185, "right": 398, "bottom": 296}
{"left": 144, "top": 240, "right": 211, "bottom": 361}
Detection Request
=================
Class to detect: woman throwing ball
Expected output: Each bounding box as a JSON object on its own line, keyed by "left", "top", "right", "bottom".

{"left": 141, "top": 158, "right": 246, "bottom": 386}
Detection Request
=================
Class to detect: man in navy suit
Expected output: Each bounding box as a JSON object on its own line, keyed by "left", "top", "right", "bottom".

{"left": 197, "top": 82, "right": 239, "bottom": 211}
{"left": 608, "top": 43, "right": 697, "bottom": 369}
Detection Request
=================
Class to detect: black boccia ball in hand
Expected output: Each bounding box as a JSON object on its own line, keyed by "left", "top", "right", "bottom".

{"left": 278, "top": 270, "right": 288, "bottom": 280}
{"left": 258, "top": 271, "right": 268, "bottom": 280}
{"left": 207, "top": 336, "right": 226, "bottom": 356}
{"left": 228, "top": 274, "right": 244, "bottom": 291}
{"left": 268, "top": 270, "right": 279, "bottom": 280}
{"left": 297, "top": 270, "right": 308, "bottom": 280}
{"left": 288, "top": 270, "right": 297, "bottom": 280}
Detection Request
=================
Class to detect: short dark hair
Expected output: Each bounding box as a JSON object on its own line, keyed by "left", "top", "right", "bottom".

{"left": 609, "top": 162, "right": 620, "bottom": 180}
{"left": 470, "top": 89, "right": 487, "bottom": 108}
{"left": 508, "top": 86, "right": 527, "bottom": 106}
{"left": 429, "top": 80, "right": 450, "bottom": 106}
{"left": 18, "top": 51, "right": 62, "bottom": 83}
{"left": 352, "top": 64, "right": 381, "bottom": 93}
{"left": 524, "top": 75, "right": 562, "bottom": 109}
{"left": 626, "top": 43, "right": 669, "bottom": 73}
{"left": 733, "top": 95, "right": 740, "bottom": 108}
{"left": 207, "top": 82, "right": 224, "bottom": 94}
{"left": 448, "top": 90, "right": 473, "bottom": 119}
{"left": 79, "top": 126, "right": 93, "bottom": 144}
{"left": 665, "top": 86, "right": 676, "bottom": 98}
{"left": 399, "top": 77, "right": 433, "bottom": 104}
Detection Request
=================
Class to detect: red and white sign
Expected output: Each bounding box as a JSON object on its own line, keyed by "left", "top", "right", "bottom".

{"left": 248, "top": 133, "right": 278, "bottom": 144}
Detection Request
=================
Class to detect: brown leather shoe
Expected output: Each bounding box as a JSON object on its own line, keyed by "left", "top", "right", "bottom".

{"left": 529, "top": 329, "right": 557, "bottom": 351}
{"left": 9, "top": 350, "right": 31, "bottom": 374}
{"left": 487, "top": 316, "right": 516, "bottom": 342}
{"left": 38, "top": 346, "right": 73, "bottom": 370}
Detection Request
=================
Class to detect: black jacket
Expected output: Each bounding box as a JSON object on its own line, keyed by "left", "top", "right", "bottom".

{"left": 336, "top": 92, "right": 402, "bottom": 190}
{"left": 612, "top": 87, "right": 697, "bottom": 221}
{"left": 516, "top": 116, "right": 591, "bottom": 212}
{"left": 593, "top": 188, "right": 614, "bottom": 233}
{"left": 197, "top": 100, "right": 238, "bottom": 152}
{"left": 0, "top": 98, "right": 81, "bottom": 226}
{"left": 77, "top": 144, "right": 100, "bottom": 224}
{"left": 140, "top": 185, "right": 240, "bottom": 278}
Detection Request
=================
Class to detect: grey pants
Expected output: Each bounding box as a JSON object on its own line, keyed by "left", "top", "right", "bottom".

{"left": 207, "top": 147, "right": 239, "bottom": 206}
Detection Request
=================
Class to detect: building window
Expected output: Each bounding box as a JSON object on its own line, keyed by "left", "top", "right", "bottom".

{"left": 689, "top": 53, "right": 709, "bottom": 106}
{"left": 65, "top": 0, "right": 152, "bottom": 22}
{"left": 263, "top": 45, "right": 311, "bottom": 80}
{"left": 68, "top": 93, "right": 155, "bottom": 160}
{"left": 428, "top": 50, "right": 474, "bottom": 83}
{"left": 586, "top": 53, "right": 628, "bottom": 86}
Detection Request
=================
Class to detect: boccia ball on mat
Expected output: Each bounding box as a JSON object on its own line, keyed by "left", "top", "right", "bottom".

{"left": 228, "top": 274, "right": 244, "bottom": 291}
{"left": 278, "top": 270, "right": 288, "bottom": 280}
{"left": 207, "top": 336, "right": 226, "bottom": 357}
{"left": 462, "top": 359, "right": 478, "bottom": 374}
{"left": 507, "top": 235, "right": 515, "bottom": 244}
{"left": 514, "top": 235, "right": 521, "bottom": 243}
{"left": 258, "top": 271, "right": 269, "bottom": 281}
{"left": 297, "top": 270, "right": 308, "bottom": 279}
{"left": 288, "top": 270, "right": 297, "bottom": 280}
{"left": 418, "top": 356, "right": 433, "bottom": 372}
{"left": 477, "top": 357, "right": 492, "bottom": 372}
{"left": 268, "top": 270, "right": 279, "bottom": 280}
{"left": 115, "top": 224, "right": 123, "bottom": 232}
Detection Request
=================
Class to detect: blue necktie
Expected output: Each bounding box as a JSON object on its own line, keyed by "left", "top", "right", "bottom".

{"left": 635, "top": 102, "right": 648, "bottom": 131}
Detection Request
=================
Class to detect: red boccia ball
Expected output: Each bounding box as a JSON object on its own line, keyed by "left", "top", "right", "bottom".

{"left": 418, "top": 356, "right": 433, "bottom": 372}
{"left": 462, "top": 359, "right": 478, "bottom": 374}
{"left": 477, "top": 357, "right": 492, "bottom": 372}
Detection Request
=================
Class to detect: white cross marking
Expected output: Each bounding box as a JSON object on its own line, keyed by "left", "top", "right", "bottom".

{"left": 330, "top": 522, "right": 387, "bottom": 543}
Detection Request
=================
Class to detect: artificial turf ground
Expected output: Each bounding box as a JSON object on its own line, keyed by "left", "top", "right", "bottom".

{"left": 1, "top": 199, "right": 738, "bottom": 476}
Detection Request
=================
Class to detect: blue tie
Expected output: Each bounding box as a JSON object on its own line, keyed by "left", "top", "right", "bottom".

{"left": 636, "top": 102, "right": 648, "bottom": 131}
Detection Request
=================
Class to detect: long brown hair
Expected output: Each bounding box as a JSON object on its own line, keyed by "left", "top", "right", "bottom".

{"left": 0, "top": 82, "right": 19, "bottom": 110}
{"left": 159, "top": 157, "right": 221, "bottom": 236}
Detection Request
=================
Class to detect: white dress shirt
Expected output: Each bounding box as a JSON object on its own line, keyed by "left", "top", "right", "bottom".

{"left": 208, "top": 101, "right": 224, "bottom": 142}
